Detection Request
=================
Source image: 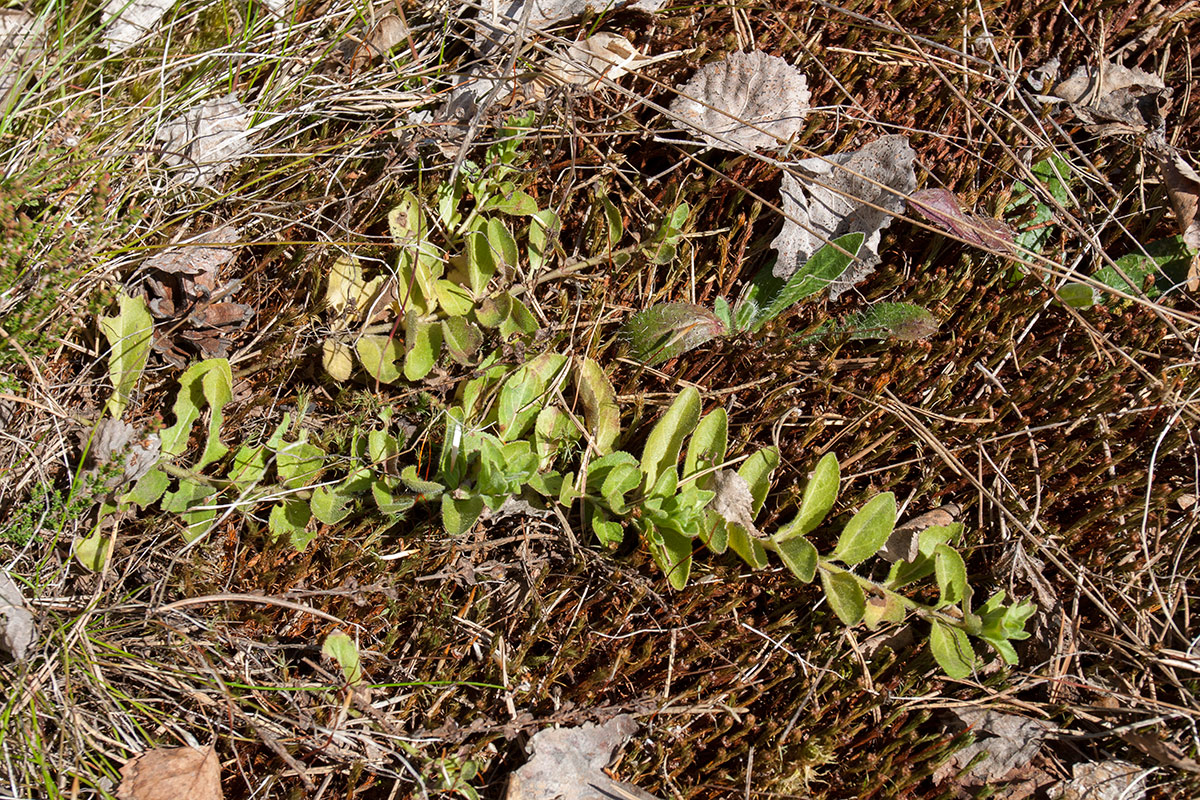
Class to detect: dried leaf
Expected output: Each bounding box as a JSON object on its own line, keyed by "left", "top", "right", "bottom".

{"left": 1049, "top": 760, "right": 1146, "bottom": 800}
{"left": 506, "top": 716, "right": 661, "bottom": 800}
{"left": 908, "top": 189, "right": 1014, "bottom": 252}
{"left": 1052, "top": 62, "right": 1171, "bottom": 134}
{"left": 156, "top": 95, "right": 252, "bottom": 187}
{"left": 708, "top": 470, "right": 759, "bottom": 538}
{"left": 88, "top": 419, "right": 162, "bottom": 489}
{"left": 117, "top": 745, "right": 223, "bottom": 800}
{"left": 772, "top": 135, "right": 916, "bottom": 299}
{"left": 878, "top": 503, "right": 961, "bottom": 563}
{"left": 669, "top": 50, "right": 810, "bottom": 152}
{"left": 477, "top": 0, "right": 665, "bottom": 49}
{"left": 145, "top": 226, "right": 239, "bottom": 277}
{"left": 0, "top": 571, "right": 35, "bottom": 662}
{"left": 0, "top": 11, "right": 42, "bottom": 97}
{"left": 1153, "top": 148, "right": 1200, "bottom": 291}
{"left": 350, "top": 15, "right": 408, "bottom": 71}
{"left": 543, "top": 33, "right": 650, "bottom": 90}
{"left": 938, "top": 709, "right": 1052, "bottom": 786}
{"left": 102, "top": 0, "right": 176, "bottom": 54}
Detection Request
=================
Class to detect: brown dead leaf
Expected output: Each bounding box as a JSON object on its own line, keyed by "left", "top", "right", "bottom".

{"left": 117, "top": 744, "right": 223, "bottom": 800}
{"left": 1118, "top": 730, "right": 1200, "bottom": 774}
{"left": 542, "top": 33, "right": 651, "bottom": 91}
{"left": 87, "top": 418, "right": 161, "bottom": 490}
{"left": 1049, "top": 760, "right": 1146, "bottom": 800}
{"left": 878, "top": 502, "right": 961, "bottom": 563}
{"left": 908, "top": 190, "right": 1014, "bottom": 252}
{"left": 0, "top": 571, "right": 35, "bottom": 662}
{"left": 156, "top": 95, "right": 252, "bottom": 187}
{"left": 1153, "top": 148, "right": 1200, "bottom": 291}
{"left": 350, "top": 15, "right": 408, "bottom": 72}
{"left": 1052, "top": 61, "right": 1171, "bottom": 135}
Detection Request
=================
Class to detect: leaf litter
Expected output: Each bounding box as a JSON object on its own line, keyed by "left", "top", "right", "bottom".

{"left": 771, "top": 135, "right": 917, "bottom": 299}
{"left": 668, "top": 50, "right": 810, "bottom": 152}
{"left": 506, "top": 715, "right": 661, "bottom": 800}
{"left": 155, "top": 95, "right": 253, "bottom": 188}
{"left": 116, "top": 744, "right": 223, "bottom": 800}
{"left": 0, "top": 571, "right": 35, "bottom": 662}
{"left": 102, "top": 0, "right": 176, "bottom": 54}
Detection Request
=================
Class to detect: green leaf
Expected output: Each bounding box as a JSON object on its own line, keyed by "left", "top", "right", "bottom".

{"left": 528, "top": 209, "right": 560, "bottom": 273}
{"left": 485, "top": 189, "right": 539, "bottom": 216}
{"left": 372, "top": 480, "right": 416, "bottom": 518}
{"left": 99, "top": 292, "right": 154, "bottom": 419}
{"left": 587, "top": 503, "right": 624, "bottom": 546}
{"left": 574, "top": 358, "right": 620, "bottom": 455}
{"left": 1058, "top": 283, "right": 1096, "bottom": 308}
{"left": 441, "top": 316, "right": 483, "bottom": 365}
{"left": 161, "top": 477, "right": 214, "bottom": 514}
{"left": 862, "top": 593, "right": 906, "bottom": 630}
{"left": 737, "top": 446, "right": 779, "bottom": 515}
{"left": 159, "top": 358, "right": 233, "bottom": 467}
{"left": 774, "top": 452, "right": 839, "bottom": 542}
{"left": 125, "top": 467, "right": 169, "bottom": 508}
{"left": 465, "top": 219, "right": 497, "bottom": 297}
{"left": 403, "top": 314, "right": 443, "bottom": 381}
{"left": 647, "top": 203, "right": 689, "bottom": 265}
{"left": 649, "top": 525, "right": 693, "bottom": 590}
{"left": 622, "top": 302, "right": 727, "bottom": 366}
{"left": 228, "top": 445, "right": 268, "bottom": 493}
{"left": 844, "top": 302, "right": 939, "bottom": 341}
{"left": 640, "top": 386, "right": 701, "bottom": 493}
{"left": 487, "top": 217, "right": 519, "bottom": 271}
{"left": 435, "top": 279, "right": 475, "bottom": 317}
{"left": 474, "top": 292, "right": 507, "bottom": 328}
{"left": 726, "top": 526, "right": 768, "bottom": 569}
{"left": 73, "top": 526, "right": 110, "bottom": 572}
{"left": 437, "top": 175, "right": 465, "bottom": 230}
{"left": 534, "top": 406, "right": 580, "bottom": 467}
{"left": 356, "top": 336, "right": 404, "bottom": 385}
{"left": 933, "top": 544, "right": 968, "bottom": 608}
{"left": 832, "top": 492, "right": 896, "bottom": 566}
{"left": 761, "top": 233, "right": 865, "bottom": 327}
{"left": 917, "top": 523, "right": 962, "bottom": 559}
{"left": 497, "top": 363, "right": 547, "bottom": 442}
{"left": 269, "top": 499, "right": 315, "bottom": 551}
{"left": 498, "top": 295, "right": 538, "bottom": 340}
{"left": 712, "top": 297, "right": 732, "bottom": 330}
{"left": 775, "top": 535, "right": 818, "bottom": 583}
{"left": 400, "top": 464, "right": 444, "bottom": 496}
{"left": 929, "top": 620, "right": 974, "bottom": 679}
{"left": 597, "top": 191, "right": 623, "bottom": 247}
{"left": 321, "top": 630, "right": 363, "bottom": 684}
{"left": 442, "top": 493, "right": 484, "bottom": 535}
{"left": 820, "top": 569, "right": 866, "bottom": 626}
{"left": 684, "top": 408, "right": 728, "bottom": 482}
{"left": 275, "top": 439, "right": 325, "bottom": 489}
{"left": 600, "top": 462, "right": 641, "bottom": 515}
{"left": 311, "top": 484, "right": 354, "bottom": 525}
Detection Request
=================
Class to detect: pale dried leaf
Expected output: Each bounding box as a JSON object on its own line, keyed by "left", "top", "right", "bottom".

{"left": 669, "top": 51, "right": 809, "bottom": 152}
{"left": 1153, "top": 148, "right": 1200, "bottom": 291}
{"left": 543, "top": 33, "right": 650, "bottom": 90}
{"left": 1052, "top": 62, "right": 1171, "bottom": 134}
{"left": 117, "top": 745, "right": 223, "bottom": 800}
{"left": 89, "top": 419, "right": 162, "bottom": 489}
{"left": 878, "top": 503, "right": 961, "bottom": 563}
{"left": 146, "top": 226, "right": 239, "bottom": 277}
{"left": 1049, "top": 760, "right": 1146, "bottom": 800}
{"left": 0, "top": 11, "right": 41, "bottom": 96}
{"left": 156, "top": 95, "right": 252, "bottom": 187}
{"left": 506, "top": 716, "right": 661, "bottom": 800}
{"left": 771, "top": 135, "right": 916, "bottom": 299}
{"left": 0, "top": 571, "right": 35, "bottom": 662}
{"left": 708, "top": 470, "right": 759, "bottom": 538}
{"left": 938, "top": 709, "right": 1051, "bottom": 785}
{"left": 908, "top": 189, "right": 1014, "bottom": 252}
{"left": 102, "top": 0, "right": 176, "bottom": 53}
{"left": 477, "top": 0, "right": 665, "bottom": 48}
{"left": 350, "top": 15, "right": 408, "bottom": 71}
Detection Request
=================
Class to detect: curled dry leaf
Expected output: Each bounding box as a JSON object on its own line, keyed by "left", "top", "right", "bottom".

{"left": 156, "top": 95, "right": 252, "bottom": 187}
{"left": 669, "top": 50, "right": 810, "bottom": 152}
{"left": 908, "top": 189, "right": 1014, "bottom": 252}
{"left": 0, "top": 571, "right": 35, "bottom": 662}
{"left": 1153, "top": 148, "right": 1200, "bottom": 291}
{"left": 506, "top": 715, "right": 661, "bottom": 800}
{"left": 144, "top": 226, "right": 252, "bottom": 366}
{"left": 117, "top": 744, "right": 223, "bottom": 800}
{"left": 542, "top": 33, "right": 650, "bottom": 91}
{"left": 708, "top": 470, "right": 760, "bottom": 538}
{"left": 877, "top": 502, "right": 961, "bottom": 563}
{"left": 87, "top": 418, "right": 162, "bottom": 490}
{"left": 102, "top": 0, "right": 177, "bottom": 53}
{"left": 772, "top": 135, "right": 916, "bottom": 299}
{"left": 0, "top": 11, "right": 41, "bottom": 98}
{"left": 1052, "top": 61, "right": 1171, "bottom": 135}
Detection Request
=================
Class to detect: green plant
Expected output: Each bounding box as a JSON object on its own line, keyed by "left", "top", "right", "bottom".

{"left": 622, "top": 232, "right": 865, "bottom": 365}
{"left": 322, "top": 114, "right": 554, "bottom": 384}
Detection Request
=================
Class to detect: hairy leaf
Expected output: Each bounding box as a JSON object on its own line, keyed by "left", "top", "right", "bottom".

{"left": 832, "top": 492, "right": 896, "bottom": 566}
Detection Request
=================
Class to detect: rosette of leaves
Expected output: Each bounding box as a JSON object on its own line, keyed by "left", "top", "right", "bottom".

{"left": 622, "top": 233, "right": 864, "bottom": 365}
